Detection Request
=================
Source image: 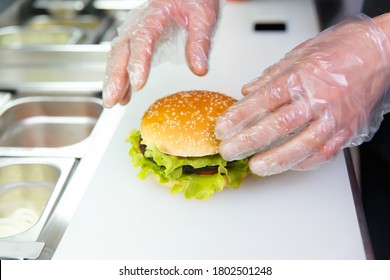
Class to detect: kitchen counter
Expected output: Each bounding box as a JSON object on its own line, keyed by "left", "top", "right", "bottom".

{"left": 52, "top": 0, "right": 370, "bottom": 259}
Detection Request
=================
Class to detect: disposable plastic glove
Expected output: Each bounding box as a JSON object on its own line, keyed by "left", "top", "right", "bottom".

{"left": 102, "top": 0, "right": 220, "bottom": 108}
{"left": 215, "top": 14, "right": 390, "bottom": 176}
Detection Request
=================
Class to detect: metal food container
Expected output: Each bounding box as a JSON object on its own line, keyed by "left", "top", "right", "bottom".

{"left": 0, "top": 26, "right": 83, "bottom": 48}
{"left": 0, "top": 46, "right": 109, "bottom": 92}
{"left": 27, "top": 15, "right": 100, "bottom": 30}
{"left": 27, "top": 15, "right": 112, "bottom": 44}
{"left": 93, "top": 0, "right": 146, "bottom": 10}
{"left": 0, "top": 96, "right": 103, "bottom": 158}
{"left": 33, "top": 0, "right": 92, "bottom": 18}
{"left": 0, "top": 157, "right": 75, "bottom": 259}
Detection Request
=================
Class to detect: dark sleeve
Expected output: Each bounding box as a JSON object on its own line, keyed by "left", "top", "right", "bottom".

{"left": 363, "top": 0, "right": 390, "bottom": 17}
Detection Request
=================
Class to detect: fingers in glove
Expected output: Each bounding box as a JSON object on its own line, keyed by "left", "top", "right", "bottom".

{"left": 292, "top": 128, "right": 351, "bottom": 170}
{"left": 103, "top": 37, "right": 132, "bottom": 108}
{"left": 215, "top": 75, "right": 293, "bottom": 140}
{"left": 248, "top": 119, "right": 334, "bottom": 176}
{"left": 128, "top": 12, "right": 174, "bottom": 90}
{"left": 185, "top": 0, "right": 219, "bottom": 76}
{"left": 241, "top": 41, "right": 310, "bottom": 96}
{"left": 218, "top": 101, "right": 313, "bottom": 161}
{"left": 242, "top": 59, "right": 293, "bottom": 96}
{"left": 119, "top": 82, "right": 132, "bottom": 106}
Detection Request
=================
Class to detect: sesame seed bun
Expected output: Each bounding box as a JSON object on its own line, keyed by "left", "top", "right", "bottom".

{"left": 140, "top": 90, "right": 236, "bottom": 157}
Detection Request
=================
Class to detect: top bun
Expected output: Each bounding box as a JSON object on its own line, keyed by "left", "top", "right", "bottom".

{"left": 140, "top": 90, "right": 236, "bottom": 157}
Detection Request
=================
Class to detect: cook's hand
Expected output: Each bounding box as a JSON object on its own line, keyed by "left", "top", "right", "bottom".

{"left": 102, "top": 0, "right": 220, "bottom": 108}
{"left": 215, "top": 14, "right": 390, "bottom": 176}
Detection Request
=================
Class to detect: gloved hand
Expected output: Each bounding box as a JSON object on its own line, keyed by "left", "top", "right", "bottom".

{"left": 103, "top": 0, "right": 220, "bottom": 108}
{"left": 215, "top": 14, "right": 390, "bottom": 176}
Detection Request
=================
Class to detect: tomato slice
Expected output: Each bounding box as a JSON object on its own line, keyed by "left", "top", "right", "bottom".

{"left": 194, "top": 169, "right": 219, "bottom": 175}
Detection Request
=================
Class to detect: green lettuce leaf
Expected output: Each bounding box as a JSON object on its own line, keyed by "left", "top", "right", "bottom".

{"left": 126, "top": 129, "right": 250, "bottom": 200}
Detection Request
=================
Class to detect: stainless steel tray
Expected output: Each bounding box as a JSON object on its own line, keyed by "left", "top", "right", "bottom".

{"left": 0, "top": 45, "right": 109, "bottom": 92}
{"left": 33, "top": 0, "right": 92, "bottom": 17}
{"left": 93, "top": 0, "right": 146, "bottom": 10}
{"left": 0, "top": 95, "right": 103, "bottom": 158}
{"left": 0, "top": 157, "right": 75, "bottom": 249}
{"left": 0, "top": 26, "right": 83, "bottom": 47}
{"left": 27, "top": 15, "right": 113, "bottom": 44}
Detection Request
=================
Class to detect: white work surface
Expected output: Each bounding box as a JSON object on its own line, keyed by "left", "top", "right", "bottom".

{"left": 53, "top": 0, "right": 367, "bottom": 259}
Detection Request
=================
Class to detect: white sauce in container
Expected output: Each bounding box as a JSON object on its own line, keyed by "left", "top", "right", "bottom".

{"left": 0, "top": 184, "right": 52, "bottom": 237}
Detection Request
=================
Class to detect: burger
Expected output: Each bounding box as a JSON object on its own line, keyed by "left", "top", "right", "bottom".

{"left": 127, "top": 90, "right": 250, "bottom": 200}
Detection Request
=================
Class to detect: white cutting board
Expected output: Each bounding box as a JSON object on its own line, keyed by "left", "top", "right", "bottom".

{"left": 53, "top": 0, "right": 367, "bottom": 259}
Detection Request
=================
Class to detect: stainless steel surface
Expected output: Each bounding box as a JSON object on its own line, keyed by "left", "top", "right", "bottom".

{"left": 28, "top": 15, "right": 100, "bottom": 29}
{"left": 0, "top": 45, "right": 109, "bottom": 92}
{"left": 0, "top": 0, "right": 26, "bottom": 27}
{"left": 0, "top": 45, "right": 109, "bottom": 64}
{"left": 0, "top": 157, "right": 75, "bottom": 257}
{"left": 33, "top": 0, "right": 92, "bottom": 18}
{"left": 34, "top": 0, "right": 92, "bottom": 10}
{"left": 0, "top": 26, "right": 83, "bottom": 48}
{"left": 99, "top": 20, "right": 121, "bottom": 43}
{"left": 0, "top": 0, "right": 113, "bottom": 260}
{"left": 0, "top": 92, "right": 11, "bottom": 109}
{"left": 0, "top": 0, "right": 114, "bottom": 90}
{"left": 0, "top": 96, "right": 103, "bottom": 158}
{"left": 27, "top": 15, "right": 113, "bottom": 44}
{"left": 93, "top": 0, "right": 146, "bottom": 10}
{"left": 0, "top": 163, "right": 58, "bottom": 238}
{"left": 0, "top": 241, "right": 45, "bottom": 260}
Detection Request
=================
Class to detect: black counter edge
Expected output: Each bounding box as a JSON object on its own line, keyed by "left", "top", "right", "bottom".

{"left": 344, "top": 148, "right": 375, "bottom": 260}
